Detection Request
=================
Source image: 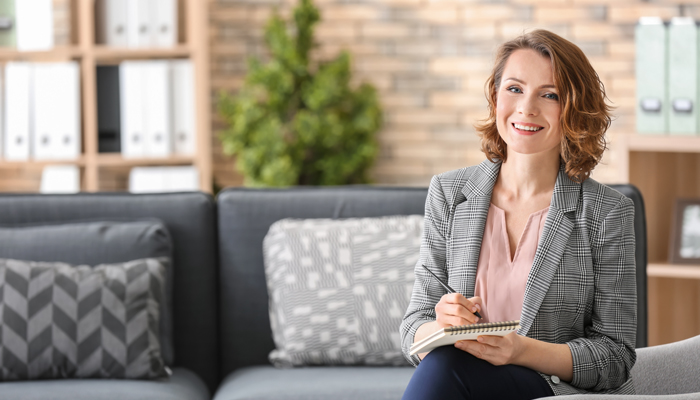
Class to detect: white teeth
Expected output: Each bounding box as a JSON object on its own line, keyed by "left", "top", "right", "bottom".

{"left": 513, "top": 123, "right": 542, "bottom": 131}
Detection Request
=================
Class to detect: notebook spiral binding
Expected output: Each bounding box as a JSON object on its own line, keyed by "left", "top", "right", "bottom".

{"left": 447, "top": 320, "right": 520, "bottom": 335}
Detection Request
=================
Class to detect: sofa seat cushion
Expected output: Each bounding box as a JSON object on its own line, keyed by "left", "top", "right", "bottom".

{"left": 213, "top": 365, "right": 414, "bottom": 400}
{"left": 0, "top": 368, "right": 208, "bottom": 400}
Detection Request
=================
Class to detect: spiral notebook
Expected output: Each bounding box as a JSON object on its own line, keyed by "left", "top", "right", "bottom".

{"left": 409, "top": 320, "right": 521, "bottom": 356}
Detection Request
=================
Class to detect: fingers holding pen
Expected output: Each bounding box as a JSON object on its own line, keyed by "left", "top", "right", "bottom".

{"left": 435, "top": 294, "right": 483, "bottom": 327}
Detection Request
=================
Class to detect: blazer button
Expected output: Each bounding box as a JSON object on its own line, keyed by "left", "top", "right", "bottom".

{"left": 551, "top": 375, "right": 560, "bottom": 384}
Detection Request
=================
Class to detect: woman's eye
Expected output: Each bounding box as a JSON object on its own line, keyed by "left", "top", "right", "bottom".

{"left": 507, "top": 86, "right": 522, "bottom": 93}
{"left": 544, "top": 93, "right": 559, "bottom": 100}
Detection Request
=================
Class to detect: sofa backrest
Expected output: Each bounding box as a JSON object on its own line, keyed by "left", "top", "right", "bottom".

{"left": 217, "top": 183, "right": 648, "bottom": 377}
{"left": 0, "top": 193, "right": 219, "bottom": 390}
{"left": 216, "top": 187, "right": 428, "bottom": 375}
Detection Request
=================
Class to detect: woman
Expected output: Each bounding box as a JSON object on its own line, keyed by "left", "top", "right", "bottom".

{"left": 400, "top": 30, "right": 636, "bottom": 399}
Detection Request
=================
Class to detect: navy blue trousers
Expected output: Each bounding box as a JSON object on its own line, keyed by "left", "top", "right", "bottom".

{"left": 402, "top": 346, "right": 554, "bottom": 400}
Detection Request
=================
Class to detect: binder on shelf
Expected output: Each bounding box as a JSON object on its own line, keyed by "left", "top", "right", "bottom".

{"left": 120, "top": 61, "right": 146, "bottom": 158}
{"left": 32, "top": 62, "right": 80, "bottom": 160}
{"left": 171, "top": 60, "right": 196, "bottom": 156}
{"left": 0, "top": 65, "right": 4, "bottom": 159}
{"left": 52, "top": 62, "right": 80, "bottom": 159}
{"left": 0, "top": 0, "right": 16, "bottom": 47}
{"left": 152, "top": 0, "right": 177, "bottom": 48}
{"left": 126, "top": 0, "right": 151, "bottom": 48}
{"left": 144, "top": 61, "right": 171, "bottom": 157}
{"left": 32, "top": 63, "right": 56, "bottom": 160}
{"left": 668, "top": 17, "right": 698, "bottom": 135}
{"left": 15, "top": 0, "right": 53, "bottom": 51}
{"left": 40, "top": 165, "right": 80, "bottom": 194}
{"left": 129, "top": 166, "right": 199, "bottom": 193}
{"left": 4, "top": 62, "right": 31, "bottom": 161}
{"left": 95, "top": 0, "right": 128, "bottom": 47}
{"left": 97, "top": 65, "right": 121, "bottom": 152}
{"left": 635, "top": 17, "right": 667, "bottom": 134}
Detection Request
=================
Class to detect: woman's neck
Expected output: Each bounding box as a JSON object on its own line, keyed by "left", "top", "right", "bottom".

{"left": 496, "top": 151, "right": 560, "bottom": 201}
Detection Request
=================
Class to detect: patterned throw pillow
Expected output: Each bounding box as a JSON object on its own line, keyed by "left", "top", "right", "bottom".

{"left": 263, "top": 215, "right": 423, "bottom": 367}
{"left": 0, "top": 257, "right": 168, "bottom": 381}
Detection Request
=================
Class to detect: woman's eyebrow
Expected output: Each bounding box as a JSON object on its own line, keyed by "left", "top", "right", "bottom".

{"left": 504, "top": 77, "right": 556, "bottom": 89}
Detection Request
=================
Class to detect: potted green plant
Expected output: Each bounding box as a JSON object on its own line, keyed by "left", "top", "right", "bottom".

{"left": 218, "top": 0, "right": 382, "bottom": 187}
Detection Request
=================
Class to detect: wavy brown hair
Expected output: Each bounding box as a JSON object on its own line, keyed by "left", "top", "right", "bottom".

{"left": 475, "top": 29, "right": 613, "bottom": 183}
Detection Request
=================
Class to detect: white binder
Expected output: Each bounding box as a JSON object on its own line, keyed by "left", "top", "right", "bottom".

{"left": 53, "top": 62, "right": 81, "bottom": 159}
{"left": 171, "top": 60, "right": 196, "bottom": 156}
{"left": 129, "top": 166, "right": 199, "bottom": 193}
{"left": 32, "top": 62, "right": 81, "bottom": 160}
{"left": 144, "top": 61, "right": 171, "bottom": 157}
{"left": 129, "top": 166, "right": 166, "bottom": 193}
{"left": 120, "top": 62, "right": 146, "bottom": 158}
{"left": 95, "top": 0, "right": 128, "bottom": 47}
{"left": 0, "top": 65, "right": 4, "bottom": 159}
{"left": 15, "top": 0, "right": 53, "bottom": 51}
{"left": 127, "top": 0, "right": 151, "bottom": 48}
{"left": 152, "top": 0, "right": 177, "bottom": 48}
{"left": 166, "top": 166, "right": 199, "bottom": 191}
{"left": 40, "top": 165, "right": 80, "bottom": 193}
{"left": 635, "top": 17, "right": 668, "bottom": 134}
{"left": 32, "top": 63, "right": 56, "bottom": 160}
{"left": 668, "top": 17, "right": 698, "bottom": 135}
{"left": 4, "top": 62, "right": 32, "bottom": 160}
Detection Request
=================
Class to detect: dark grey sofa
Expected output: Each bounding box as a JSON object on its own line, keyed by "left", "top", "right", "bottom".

{"left": 1, "top": 185, "right": 699, "bottom": 400}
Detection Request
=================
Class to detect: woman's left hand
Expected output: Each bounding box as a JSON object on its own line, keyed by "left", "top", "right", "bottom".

{"left": 454, "top": 332, "right": 524, "bottom": 366}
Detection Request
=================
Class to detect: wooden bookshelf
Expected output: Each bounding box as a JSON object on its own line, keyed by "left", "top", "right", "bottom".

{"left": 648, "top": 263, "right": 700, "bottom": 280}
{"left": 0, "top": 0, "right": 212, "bottom": 193}
{"left": 96, "top": 154, "right": 195, "bottom": 167}
{"left": 619, "top": 133, "right": 700, "bottom": 347}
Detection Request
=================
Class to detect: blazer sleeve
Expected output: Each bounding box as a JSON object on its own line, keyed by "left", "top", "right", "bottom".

{"left": 399, "top": 175, "right": 452, "bottom": 366}
{"left": 567, "top": 196, "right": 638, "bottom": 391}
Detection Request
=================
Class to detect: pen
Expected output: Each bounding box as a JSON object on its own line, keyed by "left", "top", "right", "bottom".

{"left": 421, "top": 264, "right": 482, "bottom": 319}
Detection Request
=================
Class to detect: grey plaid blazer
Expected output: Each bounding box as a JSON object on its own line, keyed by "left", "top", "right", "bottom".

{"left": 400, "top": 159, "right": 637, "bottom": 396}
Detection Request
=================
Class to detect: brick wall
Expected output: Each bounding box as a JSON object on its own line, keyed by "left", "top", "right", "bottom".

{"left": 208, "top": 0, "right": 682, "bottom": 189}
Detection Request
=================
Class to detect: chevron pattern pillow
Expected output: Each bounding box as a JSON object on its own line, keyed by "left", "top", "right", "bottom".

{"left": 0, "top": 257, "right": 168, "bottom": 381}
{"left": 263, "top": 216, "right": 422, "bottom": 367}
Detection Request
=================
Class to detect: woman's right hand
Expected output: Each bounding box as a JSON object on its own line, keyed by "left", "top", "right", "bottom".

{"left": 435, "top": 294, "right": 483, "bottom": 328}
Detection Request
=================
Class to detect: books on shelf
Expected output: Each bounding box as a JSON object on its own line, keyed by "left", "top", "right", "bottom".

{"left": 2, "top": 61, "right": 81, "bottom": 161}
{"left": 128, "top": 166, "right": 199, "bottom": 193}
{"left": 409, "top": 320, "right": 521, "bottom": 356}
{"left": 96, "top": 0, "right": 178, "bottom": 48}
{"left": 117, "top": 59, "right": 196, "bottom": 158}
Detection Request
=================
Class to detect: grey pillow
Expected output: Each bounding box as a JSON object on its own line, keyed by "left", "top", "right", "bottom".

{"left": 0, "top": 257, "right": 168, "bottom": 380}
{"left": 0, "top": 221, "right": 174, "bottom": 365}
{"left": 263, "top": 215, "right": 423, "bottom": 367}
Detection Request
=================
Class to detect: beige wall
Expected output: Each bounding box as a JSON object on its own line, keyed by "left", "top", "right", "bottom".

{"left": 208, "top": 0, "right": 685, "bottom": 189}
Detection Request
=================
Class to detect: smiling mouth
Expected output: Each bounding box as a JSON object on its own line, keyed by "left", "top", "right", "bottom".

{"left": 512, "top": 123, "right": 544, "bottom": 132}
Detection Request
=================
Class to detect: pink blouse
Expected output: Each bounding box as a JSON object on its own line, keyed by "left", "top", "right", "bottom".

{"left": 474, "top": 203, "right": 549, "bottom": 323}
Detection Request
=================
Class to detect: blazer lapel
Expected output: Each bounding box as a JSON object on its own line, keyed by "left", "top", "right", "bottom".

{"left": 519, "top": 166, "right": 581, "bottom": 336}
{"left": 453, "top": 160, "right": 501, "bottom": 298}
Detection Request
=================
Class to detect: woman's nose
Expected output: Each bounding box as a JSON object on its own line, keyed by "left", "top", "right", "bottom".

{"left": 517, "top": 94, "right": 539, "bottom": 116}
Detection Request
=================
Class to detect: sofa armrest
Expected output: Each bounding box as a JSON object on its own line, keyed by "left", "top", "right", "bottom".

{"left": 538, "top": 394, "right": 700, "bottom": 400}
{"left": 535, "top": 334, "right": 700, "bottom": 399}
{"left": 632, "top": 334, "right": 700, "bottom": 395}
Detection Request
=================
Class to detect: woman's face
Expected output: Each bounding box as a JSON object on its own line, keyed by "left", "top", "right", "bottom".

{"left": 495, "top": 49, "right": 562, "bottom": 159}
